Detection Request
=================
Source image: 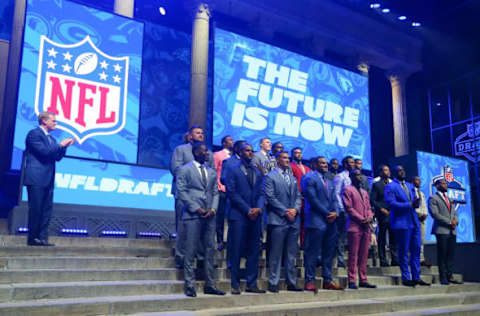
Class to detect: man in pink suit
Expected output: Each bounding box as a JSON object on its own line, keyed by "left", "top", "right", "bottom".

{"left": 342, "top": 169, "right": 377, "bottom": 289}
{"left": 213, "top": 135, "right": 234, "bottom": 250}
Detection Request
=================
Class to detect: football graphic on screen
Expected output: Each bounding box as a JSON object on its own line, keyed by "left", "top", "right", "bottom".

{"left": 74, "top": 52, "right": 98, "bottom": 75}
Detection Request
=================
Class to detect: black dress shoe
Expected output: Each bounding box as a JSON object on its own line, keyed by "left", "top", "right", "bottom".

{"left": 204, "top": 286, "right": 225, "bottom": 295}
{"left": 402, "top": 279, "right": 416, "bottom": 287}
{"left": 359, "top": 282, "right": 377, "bottom": 288}
{"left": 380, "top": 262, "right": 390, "bottom": 267}
{"left": 246, "top": 286, "right": 266, "bottom": 293}
{"left": 231, "top": 287, "right": 241, "bottom": 295}
{"left": 268, "top": 284, "right": 279, "bottom": 293}
{"left": 440, "top": 279, "right": 449, "bottom": 285}
{"left": 348, "top": 282, "right": 358, "bottom": 289}
{"left": 185, "top": 287, "right": 196, "bottom": 297}
{"left": 217, "top": 242, "right": 225, "bottom": 251}
{"left": 27, "top": 238, "right": 44, "bottom": 246}
{"left": 391, "top": 261, "right": 399, "bottom": 267}
{"left": 448, "top": 278, "right": 463, "bottom": 284}
{"left": 286, "top": 285, "right": 303, "bottom": 292}
{"left": 415, "top": 279, "right": 430, "bottom": 286}
{"left": 337, "top": 261, "right": 346, "bottom": 268}
{"left": 41, "top": 240, "right": 55, "bottom": 246}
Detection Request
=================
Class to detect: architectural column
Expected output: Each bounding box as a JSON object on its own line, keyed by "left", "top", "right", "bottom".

{"left": 387, "top": 72, "right": 409, "bottom": 157}
{"left": 188, "top": 2, "right": 211, "bottom": 129}
{"left": 114, "top": 0, "right": 134, "bottom": 18}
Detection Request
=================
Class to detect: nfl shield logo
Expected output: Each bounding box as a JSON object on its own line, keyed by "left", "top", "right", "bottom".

{"left": 443, "top": 166, "right": 454, "bottom": 182}
{"left": 34, "top": 35, "right": 129, "bottom": 144}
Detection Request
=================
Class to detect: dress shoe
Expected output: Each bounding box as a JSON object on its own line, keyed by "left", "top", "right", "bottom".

{"left": 380, "top": 262, "right": 390, "bottom": 267}
{"left": 448, "top": 278, "right": 463, "bottom": 284}
{"left": 204, "top": 286, "right": 225, "bottom": 295}
{"left": 348, "top": 283, "right": 358, "bottom": 290}
{"left": 27, "top": 238, "right": 44, "bottom": 246}
{"left": 286, "top": 284, "right": 303, "bottom": 292}
{"left": 268, "top": 284, "right": 279, "bottom": 293}
{"left": 246, "top": 286, "right": 266, "bottom": 293}
{"left": 359, "top": 282, "right": 377, "bottom": 288}
{"left": 304, "top": 282, "right": 317, "bottom": 292}
{"left": 337, "top": 261, "right": 346, "bottom": 268}
{"left": 185, "top": 287, "right": 196, "bottom": 297}
{"left": 401, "top": 279, "right": 416, "bottom": 287}
{"left": 217, "top": 242, "right": 225, "bottom": 251}
{"left": 323, "top": 281, "right": 344, "bottom": 290}
{"left": 391, "top": 261, "right": 399, "bottom": 267}
{"left": 420, "top": 260, "right": 432, "bottom": 267}
{"left": 440, "top": 279, "right": 449, "bottom": 285}
{"left": 197, "top": 260, "right": 204, "bottom": 269}
{"left": 41, "top": 240, "right": 55, "bottom": 246}
{"left": 415, "top": 279, "right": 430, "bottom": 286}
{"left": 231, "top": 287, "right": 241, "bottom": 295}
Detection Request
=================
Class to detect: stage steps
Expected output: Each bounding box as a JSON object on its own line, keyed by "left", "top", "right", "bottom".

{"left": 0, "top": 235, "right": 477, "bottom": 315}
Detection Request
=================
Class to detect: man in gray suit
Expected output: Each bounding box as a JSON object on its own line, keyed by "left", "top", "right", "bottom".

{"left": 428, "top": 179, "right": 462, "bottom": 285}
{"left": 176, "top": 142, "right": 225, "bottom": 297}
{"left": 264, "top": 151, "right": 303, "bottom": 292}
{"left": 252, "top": 137, "right": 275, "bottom": 175}
{"left": 170, "top": 126, "right": 214, "bottom": 268}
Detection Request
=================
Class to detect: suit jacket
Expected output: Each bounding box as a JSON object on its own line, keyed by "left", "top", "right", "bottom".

{"left": 333, "top": 170, "right": 351, "bottom": 214}
{"left": 343, "top": 185, "right": 373, "bottom": 233}
{"left": 370, "top": 179, "right": 391, "bottom": 219}
{"left": 264, "top": 168, "right": 302, "bottom": 227}
{"left": 429, "top": 192, "right": 458, "bottom": 235}
{"left": 176, "top": 161, "right": 219, "bottom": 221}
{"left": 252, "top": 151, "right": 276, "bottom": 175}
{"left": 220, "top": 155, "right": 240, "bottom": 186}
{"left": 169, "top": 143, "right": 214, "bottom": 195}
{"left": 384, "top": 179, "right": 420, "bottom": 230}
{"left": 23, "top": 127, "right": 67, "bottom": 187}
{"left": 225, "top": 161, "right": 265, "bottom": 222}
{"left": 213, "top": 149, "right": 230, "bottom": 192}
{"left": 414, "top": 188, "right": 428, "bottom": 217}
{"left": 302, "top": 171, "right": 338, "bottom": 230}
{"left": 290, "top": 162, "right": 310, "bottom": 192}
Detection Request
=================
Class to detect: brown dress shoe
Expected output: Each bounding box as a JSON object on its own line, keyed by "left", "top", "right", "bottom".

{"left": 420, "top": 261, "right": 432, "bottom": 267}
{"left": 304, "top": 282, "right": 317, "bottom": 292}
{"left": 323, "top": 281, "right": 344, "bottom": 290}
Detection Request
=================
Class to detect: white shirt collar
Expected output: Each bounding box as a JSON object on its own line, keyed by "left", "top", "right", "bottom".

{"left": 223, "top": 148, "right": 231, "bottom": 156}
{"left": 39, "top": 126, "right": 49, "bottom": 136}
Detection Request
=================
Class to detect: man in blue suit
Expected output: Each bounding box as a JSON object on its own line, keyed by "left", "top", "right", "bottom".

{"left": 302, "top": 156, "right": 344, "bottom": 291}
{"left": 176, "top": 142, "right": 224, "bottom": 297}
{"left": 385, "top": 165, "right": 430, "bottom": 287}
{"left": 225, "top": 143, "right": 266, "bottom": 295}
{"left": 264, "top": 151, "right": 303, "bottom": 292}
{"left": 23, "top": 111, "right": 74, "bottom": 246}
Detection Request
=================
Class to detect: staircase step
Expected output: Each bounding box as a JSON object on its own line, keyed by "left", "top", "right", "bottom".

{"left": 367, "top": 303, "right": 480, "bottom": 315}
{"left": 0, "top": 246, "right": 171, "bottom": 258}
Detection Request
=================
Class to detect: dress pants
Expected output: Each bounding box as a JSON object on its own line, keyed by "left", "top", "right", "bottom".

{"left": 175, "top": 199, "right": 186, "bottom": 260}
{"left": 435, "top": 233, "right": 456, "bottom": 281}
{"left": 347, "top": 230, "right": 371, "bottom": 283}
{"left": 228, "top": 218, "right": 262, "bottom": 288}
{"left": 216, "top": 191, "right": 227, "bottom": 244}
{"left": 27, "top": 185, "right": 54, "bottom": 242}
{"left": 304, "top": 223, "right": 337, "bottom": 284}
{"left": 394, "top": 227, "right": 421, "bottom": 281}
{"left": 378, "top": 216, "right": 398, "bottom": 264}
{"left": 268, "top": 224, "right": 299, "bottom": 287}
{"left": 182, "top": 216, "right": 216, "bottom": 289}
{"left": 335, "top": 213, "right": 346, "bottom": 266}
{"left": 419, "top": 221, "right": 426, "bottom": 261}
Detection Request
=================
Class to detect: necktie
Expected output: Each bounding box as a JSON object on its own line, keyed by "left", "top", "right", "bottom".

{"left": 283, "top": 171, "right": 291, "bottom": 186}
{"left": 322, "top": 174, "right": 329, "bottom": 192}
{"left": 199, "top": 165, "right": 207, "bottom": 186}
{"left": 246, "top": 166, "right": 254, "bottom": 186}
{"left": 443, "top": 193, "right": 451, "bottom": 211}
{"left": 47, "top": 135, "right": 53, "bottom": 144}
{"left": 401, "top": 181, "right": 410, "bottom": 201}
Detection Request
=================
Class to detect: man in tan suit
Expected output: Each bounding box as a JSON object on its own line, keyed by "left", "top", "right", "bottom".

{"left": 412, "top": 176, "right": 431, "bottom": 267}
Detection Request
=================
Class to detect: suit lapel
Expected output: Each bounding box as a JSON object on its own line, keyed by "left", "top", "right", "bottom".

{"left": 436, "top": 192, "right": 451, "bottom": 211}
{"left": 315, "top": 172, "right": 329, "bottom": 200}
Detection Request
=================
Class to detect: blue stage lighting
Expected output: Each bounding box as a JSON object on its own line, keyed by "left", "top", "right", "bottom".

{"left": 137, "top": 232, "right": 162, "bottom": 238}
{"left": 398, "top": 15, "right": 407, "bottom": 20}
{"left": 382, "top": 8, "right": 390, "bottom": 13}
{"left": 60, "top": 228, "right": 88, "bottom": 235}
{"left": 370, "top": 3, "right": 381, "bottom": 9}
{"left": 17, "top": 227, "right": 29, "bottom": 233}
{"left": 100, "top": 230, "right": 127, "bottom": 237}
{"left": 159, "top": 7, "right": 166, "bottom": 16}
{"left": 412, "top": 22, "right": 421, "bottom": 27}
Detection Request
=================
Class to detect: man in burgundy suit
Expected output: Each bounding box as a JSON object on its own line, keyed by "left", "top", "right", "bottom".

{"left": 213, "top": 135, "right": 234, "bottom": 250}
{"left": 289, "top": 147, "right": 310, "bottom": 247}
{"left": 342, "top": 169, "right": 377, "bottom": 289}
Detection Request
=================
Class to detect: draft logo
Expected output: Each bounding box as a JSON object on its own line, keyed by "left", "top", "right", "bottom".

{"left": 430, "top": 166, "right": 466, "bottom": 211}
{"left": 454, "top": 121, "right": 480, "bottom": 163}
{"left": 34, "top": 35, "right": 129, "bottom": 144}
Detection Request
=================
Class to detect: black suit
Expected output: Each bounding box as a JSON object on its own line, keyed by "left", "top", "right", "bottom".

{"left": 370, "top": 180, "right": 398, "bottom": 265}
{"left": 23, "top": 127, "right": 67, "bottom": 243}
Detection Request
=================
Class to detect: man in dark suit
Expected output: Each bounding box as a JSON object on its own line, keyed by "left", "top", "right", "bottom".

{"left": 176, "top": 142, "right": 224, "bottom": 297}
{"left": 385, "top": 165, "right": 429, "bottom": 287}
{"left": 24, "top": 111, "right": 74, "bottom": 246}
{"left": 370, "top": 165, "right": 398, "bottom": 266}
{"left": 170, "top": 125, "right": 214, "bottom": 268}
{"left": 264, "top": 151, "right": 303, "bottom": 292}
{"left": 302, "top": 157, "right": 344, "bottom": 291}
{"left": 225, "top": 143, "right": 266, "bottom": 295}
{"left": 428, "top": 179, "right": 462, "bottom": 285}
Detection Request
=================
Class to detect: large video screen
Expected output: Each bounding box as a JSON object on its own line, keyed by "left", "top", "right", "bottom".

{"left": 213, "top": 28, "right": 371, "bottom": 169}
{"left": 11, "top": 0, "right": 143, "bottom": 169}
{"left": 417, "top": 151, "right": 475, "bottom": 242}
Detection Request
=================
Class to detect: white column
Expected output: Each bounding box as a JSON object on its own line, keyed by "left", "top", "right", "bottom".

{"left": 388, "top": 73, "right": 409, "bottom": 157}
{"left": 188, "top": 2, "right": 211, "bottom": 129}
{"left": 114, "top": 0, "right": 134, "bottom": 18}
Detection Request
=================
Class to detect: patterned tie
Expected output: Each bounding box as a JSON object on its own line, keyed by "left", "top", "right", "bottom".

{"left": 322, "top": 174, "right": 329, "bottom": 192}
{"left": 200, "top": 165, "right": 207, "bottom": 187}
{"left": 401, "top": 181, "right": 411, "bottom": 201}
{"left": 443, "top": 193, "right": 451, "bottom": 212}
{"left": 283, "top": 170, "right": 291, "bottom": 186}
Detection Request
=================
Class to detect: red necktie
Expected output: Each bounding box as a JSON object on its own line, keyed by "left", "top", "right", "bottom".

{"left": 443, "top": 193, "right": 451, "bottom": 212}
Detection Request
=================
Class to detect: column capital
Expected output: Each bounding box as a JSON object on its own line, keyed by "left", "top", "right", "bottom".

{"left": 385, "top": 67, "right": 414, "bottom": 86}
{"left": 357, "top": 62, "right": 370, "bottom": 74}
{"left": 184, "top": 1, "right": 213, "bottom": 20}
